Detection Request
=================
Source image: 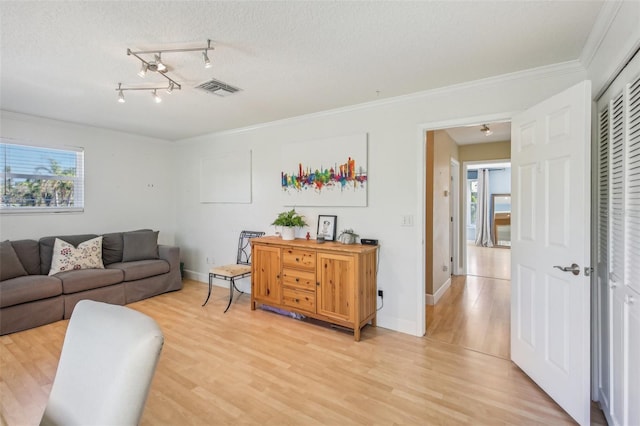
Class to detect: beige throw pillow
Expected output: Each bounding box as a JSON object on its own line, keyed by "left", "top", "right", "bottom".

{"left": 48, "top": 237, "right": 105, "bottom": 275}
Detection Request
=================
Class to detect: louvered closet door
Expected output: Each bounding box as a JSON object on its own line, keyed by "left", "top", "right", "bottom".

{"left": 596, "top": 50, "right": 640, "bottom": 426}
{"left": 625, "top": 71, "right": 640, "bottom": 426}
{"left": 596, "top": 105, "right": 610, "bottom": 411}
{"left": 609, "top": 91, "right": 626, "bottom": 426}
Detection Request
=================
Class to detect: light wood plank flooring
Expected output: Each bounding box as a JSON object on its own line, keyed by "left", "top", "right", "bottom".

{"left": 427, "top": 243, "right": 511, "bottom": 359}
{"left": 2, "top": 280, "right": 579, "bottom": 425}
{"left": 466, "top": 243, "right": 511, "bottom": 281}
{"left": 427, "top": 275, "right": 511, "bottom": 359}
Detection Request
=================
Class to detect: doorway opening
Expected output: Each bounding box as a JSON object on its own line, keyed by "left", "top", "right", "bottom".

{"left": 425, "top": 122, "right": 512, "bottom": 360}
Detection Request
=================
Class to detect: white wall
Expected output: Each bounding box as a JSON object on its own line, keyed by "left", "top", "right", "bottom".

{"left": 0, "top": 111, "right": 177, "bottom": 244}
{"left": 174, "top": 63, "right": 587, "bottom": 337}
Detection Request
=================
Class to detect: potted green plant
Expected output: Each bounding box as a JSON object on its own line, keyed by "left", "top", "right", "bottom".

{"left": 271, "top": 209, "right": 308, "bottom": 240}
{"left": 337, "top": 228, "right": 359, "bottom": 244}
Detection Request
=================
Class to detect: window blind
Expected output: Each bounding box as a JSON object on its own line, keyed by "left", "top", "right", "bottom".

{"left": 0, "top": 141, "right": 84, "bottom": 213}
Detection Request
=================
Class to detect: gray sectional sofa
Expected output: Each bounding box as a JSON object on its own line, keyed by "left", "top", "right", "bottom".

{"left": 0, "top": 230, "right": 182, "bottom": 335}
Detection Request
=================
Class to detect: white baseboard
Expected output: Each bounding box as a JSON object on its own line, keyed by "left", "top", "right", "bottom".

{"left": 426, "top": 277, "right": 452, "bottom": 305}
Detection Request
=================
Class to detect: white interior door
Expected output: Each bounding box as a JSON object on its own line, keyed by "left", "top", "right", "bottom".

{"left": 511, "top": 80, "right": 591, "bottom": 425}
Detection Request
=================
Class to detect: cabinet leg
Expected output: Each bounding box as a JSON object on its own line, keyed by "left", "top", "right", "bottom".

{"left": 371, "top": 316, "right": 377, "bottom": 327}
{"left": 354, "top": 327, "right": 361, "bottom": 342}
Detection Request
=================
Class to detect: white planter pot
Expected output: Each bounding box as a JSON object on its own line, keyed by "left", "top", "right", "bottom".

{"left": 280, "top": 226, "right": 296, "bottom": 240}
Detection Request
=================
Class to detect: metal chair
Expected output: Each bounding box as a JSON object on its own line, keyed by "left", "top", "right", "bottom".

{"left": 203, "top": 230, "right": 264, "bottom": 312}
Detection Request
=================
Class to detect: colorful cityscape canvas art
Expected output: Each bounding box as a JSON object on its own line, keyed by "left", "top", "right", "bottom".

{"left": 280, "top": 133, "right": 368, "bottom": 206}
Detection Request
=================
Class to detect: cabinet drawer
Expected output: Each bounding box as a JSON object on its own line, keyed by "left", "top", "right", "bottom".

{"left": 282, "top": 287, "right": 315, "bottom": 313}
{"left": 282, "top": 249, "right": 316, "bottom": 270}
{"left": 282, "top": 268, "right": 316, "bottom": 291}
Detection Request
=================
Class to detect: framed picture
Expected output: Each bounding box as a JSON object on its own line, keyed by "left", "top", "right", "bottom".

{"left": 317, "top": 215, "right": 337, "bottom": 241}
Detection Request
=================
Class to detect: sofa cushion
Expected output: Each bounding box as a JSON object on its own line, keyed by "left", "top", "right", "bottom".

{"left": 49, "top": 237, "right": 105, "bottom": 275}
{"left": 40, "top": 234, "right": 99, "bottom": 275}
{"left": 102, "top": 232, "right": 124, "bottom": 265}
{"left": 1, "top": 240, "right": 28, "bottom": 281}
{"left": 122, "top": 230, "right": 159, "bottom": 262}
{"left": 10, "top": 239, "right": 41, "bottom": 275}
{"left": 0, "top": 275, "right": 63, "bottom": 308}
{"left": 57, "top": 268, "right": 124, "bottom": 294}
{"left": 107, "top": 259, "right": 169, "bottom": 282}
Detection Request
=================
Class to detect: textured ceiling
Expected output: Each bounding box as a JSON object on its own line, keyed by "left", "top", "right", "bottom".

{"left": 0, "top": 1, "right": 603, "bottom": 141}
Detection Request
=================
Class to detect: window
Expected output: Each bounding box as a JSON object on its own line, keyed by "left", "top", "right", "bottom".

{"left": 1, "top": 141, "right": 84, "bottom": 213}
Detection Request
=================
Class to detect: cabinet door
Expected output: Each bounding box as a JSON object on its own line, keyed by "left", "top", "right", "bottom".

{"left": 316, "top": 252, "right": 354, "bottom": 322}
{"left": 252, "top": 245, "right": 281, "bottom": 304}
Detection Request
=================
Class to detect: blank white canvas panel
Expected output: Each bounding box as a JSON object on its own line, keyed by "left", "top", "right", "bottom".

{"left": 199, "top": 150, "right": 252, "bottom": 203}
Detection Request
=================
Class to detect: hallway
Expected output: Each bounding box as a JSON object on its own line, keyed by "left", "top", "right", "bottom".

{"left": 427, "top": 244, "right": 511, "bottom": 359}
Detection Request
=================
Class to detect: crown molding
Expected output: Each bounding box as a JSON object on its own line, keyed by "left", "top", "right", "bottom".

{"left": 195, "top": 60, "right": 585, "bottom": 141}
{"left": 580, "top": 1, "right": 624, "bottom": 69}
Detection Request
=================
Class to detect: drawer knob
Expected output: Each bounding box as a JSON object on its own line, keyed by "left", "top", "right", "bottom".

{"left": 295, "top": 298, "right": 300, "bottom": 303}
{"left": 295, "top": 278, "right": 299, "bottom": 282}
{"left": 296, "top": 257, "right": 300, "bottom": 262}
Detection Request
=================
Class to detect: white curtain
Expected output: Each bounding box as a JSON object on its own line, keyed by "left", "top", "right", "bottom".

{"left": 475, "top": 168, "right": 493, "bottom": 247}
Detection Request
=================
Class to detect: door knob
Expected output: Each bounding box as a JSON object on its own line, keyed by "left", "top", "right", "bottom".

{"left": 553, "top": 263, "right": 580, "bottom": 276}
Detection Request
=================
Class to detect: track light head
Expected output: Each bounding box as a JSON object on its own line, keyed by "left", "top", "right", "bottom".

{"left": 203, "top": 51, "right": 211, "bottom": 68}
{"left": 148, "top": 54, "right": 167, "bottom": 72}
{"left": 152, "top": 89, "right": 162, "bottom": 103}
{"left": 118, "top": 90, "right": 125, "bottom": 103}
{"left": 166, "top": 82, "right": 174, "bottom": 94}
{"left": 137, "top": 63, "right": 148, "bottom": 78}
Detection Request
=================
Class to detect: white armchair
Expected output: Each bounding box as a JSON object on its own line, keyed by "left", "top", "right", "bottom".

{"left": 40, "top": 300, "right": 164, "bottom": 426}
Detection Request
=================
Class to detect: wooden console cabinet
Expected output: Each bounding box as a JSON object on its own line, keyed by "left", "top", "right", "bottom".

{"left": 250, "top": 236, "right": 378, "bottom": 341}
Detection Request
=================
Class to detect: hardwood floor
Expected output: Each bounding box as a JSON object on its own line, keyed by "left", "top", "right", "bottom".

{"left": 427, "top": 243, "right": 511, "bottom": 359}
{"left": 466, "top": 243, "right": 511, "bottom": 281}
{"left": 426, "top": 275, "right": 511, "bottom": 359}
{"left": 0, "top": 280, "right": 581, "bottom": 425}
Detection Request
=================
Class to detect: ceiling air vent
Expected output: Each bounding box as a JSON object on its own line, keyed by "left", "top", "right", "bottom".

{"left": 195, "top": 79, "right": 241, "bottom": 97}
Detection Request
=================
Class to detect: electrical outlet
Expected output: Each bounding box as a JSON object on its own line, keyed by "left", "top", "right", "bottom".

{"left": 378, "top": 290, "right": 384, "bottom": 298}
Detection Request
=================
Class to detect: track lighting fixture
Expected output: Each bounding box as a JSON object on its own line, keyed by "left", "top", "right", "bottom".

{"left": 480, "top": 124, "right": 493, "bottom": 136}
{"left": 118, "top": 39, "right": 214, "bottom": 103}
{"left": 116, "top": 82, "right": 180, "bottom": 104}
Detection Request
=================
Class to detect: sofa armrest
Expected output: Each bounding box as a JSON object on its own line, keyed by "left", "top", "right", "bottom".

{"left": 158, "top": 245, "right": 180, "bottom": 271}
